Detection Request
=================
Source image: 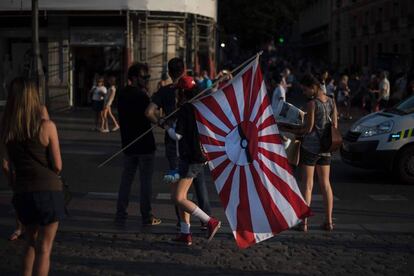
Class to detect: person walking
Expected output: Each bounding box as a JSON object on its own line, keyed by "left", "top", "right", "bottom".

{"left": 90, "top": 76, "right": 108, "bottom": 132}
{"left": 280, "top": 74, "right": 337, "bottom": 232}
{"left": 145, "top": 58, "right": 212, "bottom": 230}
{"left": 102, "top": 75, "right": 120, "bottom": 132}
{"left": 165, "top": 76, "right": 221, "bottom": 245}
{"left": 0, "top": 77, "right": 64, "bottom": 276}
{"left": 115, "top": 63, "right": 161, "bottom": 226}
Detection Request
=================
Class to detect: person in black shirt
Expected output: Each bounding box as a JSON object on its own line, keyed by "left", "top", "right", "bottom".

{"left": 145, "top": 58, "right": 212, "bottom": 230}
{"left": 166, "top": 76, "right": 221, "bottom": 246}
{"left": 116, "top": 63, "right": 161, "bottom": 226}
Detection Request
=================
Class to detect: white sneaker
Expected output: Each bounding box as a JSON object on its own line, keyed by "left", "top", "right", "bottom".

{"left": 100, "top": 128, "right": 110, "bottom": 133}
{"left": 111, "top": 126, "right": 120, "bottom": 132}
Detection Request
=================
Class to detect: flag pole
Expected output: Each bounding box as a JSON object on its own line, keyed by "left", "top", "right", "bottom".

{"left": 98, "top": 51, "right": 263, "bottom": 168}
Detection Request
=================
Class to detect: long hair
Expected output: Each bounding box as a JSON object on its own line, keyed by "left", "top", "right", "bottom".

{"left": 0, "top": 77, "right": 43, "bottom": 144}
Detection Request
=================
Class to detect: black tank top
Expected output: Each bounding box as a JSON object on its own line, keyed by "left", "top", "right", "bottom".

{"left": 7, "top": 138, "right": 62, "bottom": 193}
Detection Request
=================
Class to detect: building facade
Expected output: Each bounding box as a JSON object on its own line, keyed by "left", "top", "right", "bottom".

{"left": 331, "top": 0, "right": 414, "bottom": 72}
{"left": 297, "top": 0, "right": 331, "bottom": 64}
{"left": 0, "top": 0, "right": 217, "bottom": 110}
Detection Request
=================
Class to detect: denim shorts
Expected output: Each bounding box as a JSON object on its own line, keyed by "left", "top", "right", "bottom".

{"left": 178, "top": 160, "right": 204, "bottom": 179}
{"left": 12, "top": 191, "right": 65, "bottom": 226}
{"left": 299, "top": 148, "right": 331, "bottom": 166}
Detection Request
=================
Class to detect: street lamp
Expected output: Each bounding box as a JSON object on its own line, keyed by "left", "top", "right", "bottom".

{"left": 220, "top": 42, "right": 226, "bottom": 48}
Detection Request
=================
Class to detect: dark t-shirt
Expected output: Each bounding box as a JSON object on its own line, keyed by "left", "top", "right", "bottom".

{"left": 175, "top": 103, "right": 206, "bottom": 164}
{"left": 117, "top": 85, "right": 156, "bottom": 155}
{"left": 151, "top": 84, "right": 177, "bottom": 144}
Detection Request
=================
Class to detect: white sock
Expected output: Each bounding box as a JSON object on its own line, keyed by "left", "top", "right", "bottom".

{"left": 191, "top": 207, "right": 210, "bottom": 224}
{"left": 180, "top": 222, "right": 191, "bottom": 234}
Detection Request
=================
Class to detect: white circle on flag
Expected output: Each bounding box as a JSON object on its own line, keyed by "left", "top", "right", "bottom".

{"left": 225, "top": 127, "right": 250, "bottom": 166}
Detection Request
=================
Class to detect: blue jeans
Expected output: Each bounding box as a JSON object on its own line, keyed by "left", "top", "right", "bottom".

{"left": 165, "top": 137, "right": 211, "bottom": 218}
{"left": 116, "top": 153, "right": 154, "bottom": 221}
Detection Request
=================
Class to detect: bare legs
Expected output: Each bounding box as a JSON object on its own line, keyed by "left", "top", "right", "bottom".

{"left": 300, "top": 164, "right": 334, "bottom": 229}
{"left": 171, "top": 178, "right": 198, "bottom": 224}
{"left": 23, "top": 222, "right": 59, "bottom": 276}
{"left": 102, "top": 107, "right": 119, "bottom": 132}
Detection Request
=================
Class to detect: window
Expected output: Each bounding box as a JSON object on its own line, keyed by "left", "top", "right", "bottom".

{"left": 364, "top": 45, "right": 369, "bottom": 66}
{"left": 393, "top": 44, "right": 399, "bottom": 53}
{"left": 378, "top": 43, "right": 383, "bottom": 54}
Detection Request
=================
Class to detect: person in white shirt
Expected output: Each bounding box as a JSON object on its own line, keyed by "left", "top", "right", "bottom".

{"left": 375, "top": 71, "right": 390, "bottom": 110}
{"left": 271, "top": 75, "right": 286, "bottom": 113}
{"left": 90, "top": 76, "right": 107, "bottom": 132}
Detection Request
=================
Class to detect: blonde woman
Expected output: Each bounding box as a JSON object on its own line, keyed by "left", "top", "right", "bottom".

{"left": 0, "top": 77, "right": 64, "bottom": 276}
{"left": 103, "top": 76, "right": 120, "bottom": 132}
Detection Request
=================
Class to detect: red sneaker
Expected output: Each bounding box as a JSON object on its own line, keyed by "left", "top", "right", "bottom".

{"left": 172, "top": 233, "right": 192, "bottom": 246}
{"left": 206, "top": 217, "right": 221, "bottom": 242}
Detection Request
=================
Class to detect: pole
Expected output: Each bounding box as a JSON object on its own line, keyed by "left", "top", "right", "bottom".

{"left": 98, "top": 51, "right": 263, "bottom": 168}
{"left": 32, "top": 0, "right": 46, "bottom": 104}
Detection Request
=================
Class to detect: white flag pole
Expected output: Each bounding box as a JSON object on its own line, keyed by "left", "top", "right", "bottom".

{"left": 98, "top": 51, "right": 263, "bottom": 168}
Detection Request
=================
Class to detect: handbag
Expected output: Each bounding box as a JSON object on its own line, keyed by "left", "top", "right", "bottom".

{"left": 286, "top": 139, "right": 301, "bottom": 166}
{"left": 318, "top": 99, "right": 343, "bottom": 152}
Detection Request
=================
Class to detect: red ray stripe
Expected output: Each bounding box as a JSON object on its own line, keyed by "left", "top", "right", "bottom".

{"left": 199, "top": 134, "right": 225, "bottom": 146}
{"left": 249, "top": 163, "right": 288, "bottom": 233}
{"left": 258, "top": 147, "right": 292, "bottom": 174}
{"left": 258, "top": 134, "right": 282, "bottom": 144}
{"left": 194, "top": 110, "right": 228, "bottom": 137}
{"left": 258, "top": 159, "right": 311, "bottom": 220}
{"left": 242, "top": 67, "right": 253, "bottom": 121}
{"left": 248, "top": 66, "right": 263, "bottom": 116}
{"left": 218, "top": 165, "right": 237, "bottom": 210}
{"left": 253, "top": 96, "right": 271, "bottom": 125}
{"left": 223, "top": 85, "right": 241, "bottom": 123}
{"left": 205, "top": 151, "right": 226, "bottom": 161}
{"left": 257, "top": 115, "right": 276, "bottom": 131}
{"left": 200, "top": 96, "right": 234, "bottom": 130}
{"left": 211, "top": 158, "right": 231, "bottom": 180}
{"left": 236, "top": 166, "right": 256, "bottom": 249}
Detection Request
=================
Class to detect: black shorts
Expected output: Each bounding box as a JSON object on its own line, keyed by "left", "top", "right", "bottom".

{"left": 299, "top": 148, "right": 331, "bottom": 166}
{"left": 12, "top": 191, "right": 65, "bottom": 226}
{"left": 178, "top": 160, "right": 204, "bottom": 179}
{"left": 92, "top": 100, "right": 104, "bottom": 112}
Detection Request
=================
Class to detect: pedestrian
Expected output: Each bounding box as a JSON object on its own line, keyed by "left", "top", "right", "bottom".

{"left": 102, "top": 75, "right": 120, "bottom": 132}
{"left": 326, "top": 77, "right": 336, "bottom": 99}
{"left": 337, "top": 74, "right": 352, "bottom": 119}
{"left": 115, "top": 63, "right": 161, "bottom": 226}
{"left": 157, "top": 72, "right": 171, "bottom": 90}
{"left": 280, "top": 74, "right": 337, "bottom": 232}
{"left": 145, "top": 58, "right": 212, "bottom": 230}
{"left": 199, "top": 70, "right": 212, "bottom": 90}
{"left": 90, "top": 76, "right": 107, "bottom": 132}
{"left": 0, "top": 77, "right": 64, "bottom": 276}
{"left": 165, "top": 76, "right": 221, "bottom": 245}
{"left": 319, "top": 69, "right": 329, "bottom": 94}
{"left": 377, "top": 71, "right": 391, "bottom": 110}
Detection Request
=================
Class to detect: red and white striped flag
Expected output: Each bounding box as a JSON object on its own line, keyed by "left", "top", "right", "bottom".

{"left": 192, "top": 58, "right": 311, "bottom": 249}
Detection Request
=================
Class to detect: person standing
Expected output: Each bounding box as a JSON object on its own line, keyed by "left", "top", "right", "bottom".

{"left": 280, "top": 74, "right": 337, "bottom": 232}
{"left": 145, "top": 58, "right": 212, "bottom": 230}
{"left": 102, "top": 75, "right": 120, "bottom": 132}
{"left": 116, "top": 63, "right": 161, "bottom": 226}
{"left": 377, "top": 71, "right": 390, "bottom": 110}
{"left": 90, "top": 76, "right": 108, "bottom": 132}
{"left": 0, "top": 77, "right": 64, "bottom": 276}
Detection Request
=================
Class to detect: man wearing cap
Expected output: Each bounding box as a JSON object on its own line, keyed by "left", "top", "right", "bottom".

{"left": 145, "top": 58, "right": 212, "bottom": 230}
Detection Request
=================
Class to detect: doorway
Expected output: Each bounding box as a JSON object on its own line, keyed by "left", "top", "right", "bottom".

{"left": 72, "top": 46, "right": 123, "bottom": 106}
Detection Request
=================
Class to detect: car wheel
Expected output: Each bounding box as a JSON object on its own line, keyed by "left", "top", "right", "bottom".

{"left": 395, "top": 145, "right": 414, "bottom": 184}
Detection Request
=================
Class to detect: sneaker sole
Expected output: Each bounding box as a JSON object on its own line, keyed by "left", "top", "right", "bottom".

{"left": 207, "top": 221, "right": 221, "bottom": 242}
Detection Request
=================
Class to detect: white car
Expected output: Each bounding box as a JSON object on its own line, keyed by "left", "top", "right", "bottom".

{"left": 341, "top": 96, "right": 414, "bottom": 184}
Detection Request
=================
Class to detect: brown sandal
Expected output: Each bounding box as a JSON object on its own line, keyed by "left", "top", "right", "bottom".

{"left": 8, "top": 229, "right": 24, "bottom": 241}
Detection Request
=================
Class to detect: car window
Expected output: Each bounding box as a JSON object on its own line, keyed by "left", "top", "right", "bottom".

{"left": 395, "top": 96, "right": 414, "bottom": 114}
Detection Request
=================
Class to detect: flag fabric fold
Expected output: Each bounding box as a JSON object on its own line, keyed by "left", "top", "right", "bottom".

{"left": 192, "top": 58, "right": 311, "bottom": 249}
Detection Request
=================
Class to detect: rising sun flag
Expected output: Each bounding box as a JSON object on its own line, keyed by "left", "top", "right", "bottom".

{"left": 192, "top": 57, "right": 312, "bottom": 249}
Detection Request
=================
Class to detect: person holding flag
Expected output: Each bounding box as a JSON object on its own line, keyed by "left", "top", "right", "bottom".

{"left": 165, "top": 76, "right": 221, "bottom": 246}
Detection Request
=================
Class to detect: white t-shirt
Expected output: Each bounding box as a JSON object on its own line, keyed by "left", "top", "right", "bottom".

{"left": 92, "top": 86, "right": 107, "bottom": 101}
{"left": 379, "top": 78, "right": 390, "bottom": 100}
{"left": 272, "top": 85, "right": 286, "bottom": 105}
